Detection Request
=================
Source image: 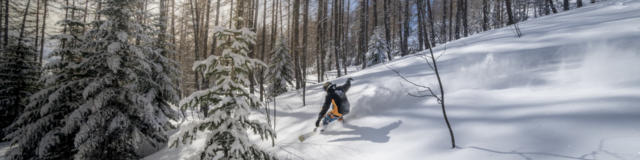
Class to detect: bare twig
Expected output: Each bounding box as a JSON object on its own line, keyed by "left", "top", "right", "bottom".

{"left": 384, "top": 64, "right": 442, "bottom": 103}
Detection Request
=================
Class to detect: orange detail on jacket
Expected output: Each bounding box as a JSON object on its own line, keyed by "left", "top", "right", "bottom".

{"left": 330, "top": 99, "right": 342, "bottom": 117}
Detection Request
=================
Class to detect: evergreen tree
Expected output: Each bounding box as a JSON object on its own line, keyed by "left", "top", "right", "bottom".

{"left": 5, "top": 0, "right": 179, "bottom": 159}
{"left": 0, "top": 37, "right": 40, "bottom": 141}
{"left": 4, "top": 4, "right": 87, "bottom": 158}
{"left": 172, "top": 26, "right": 276, "bottom": 160}
{"left": 366, "top": 27, "right": 389, "bottom": 67}
{"left": 268, "top": 37, "right": 293, "bottom": 97}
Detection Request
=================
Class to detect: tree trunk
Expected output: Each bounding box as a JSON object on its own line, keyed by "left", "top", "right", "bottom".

{"left": 316, "top": 0, "right": 323, "bottom": 83}
{"left": 441, "top": 0, "right": 447, "bottom": 43}
{"left": 202, "top": 0, "right": 211, "bottom": 89}
{"left": 563, "top": 0, "right": 569, "bottom": 11}
{"left": 482, "top": 0, "right": 489, "bottom": 31}
{"left": 19, "top": 0, "right": 32, "bottom": 40}
{"left": 416, "top": 0, "right": 425, "bottom": 51}
{"left": 302, "top": 0, "right": 309, "bottom": 105}
{"left": 334, "top": 0, "right": 341, "bottom": 77}
{"left": 320, "top": 0, "right": 327, "bottom": 81}
{"left": 577, "top": 0, "right": 582, "bottom": 7}
{"left": 454, "top": 0, "right": 462, "bottom": 39}
{"left": 211, "top": 0, "right": 220, "bottom": 56}
{"left": 426, "top": 0, "right": 435, "bottom": 47}
{"left": 359, "top": 0, "right": 368, "bottom": 69}
{"left": 401, "top": 0, "right": 409, "bottom": 56}
{"left": 248, "top": 0, "right": 256, "bottom": 94}
{"left": 39, "top": 0, "right": 47, "bottom": 64}
{"left": 292, "top": 0, "right": 302, "bottom": 89}
{"left": 505, "top": 0, "right": 515, "bottom": 25}
{"left": 229, "top": 0, "right": 233, "bottom": 28}
{"left": 82, "top": 0, "right": 88, "bottom": 33}
{"left": 448, "top": 0, "right": 453, "bottom": 42}
{"left": 4, "top": 0, "right": 8, "bottom": 47}
{"left": 259, "top": 0, "right": 265, "bottom": 101}
{"left": 383, "top": 0, "right": 391, "bottom": 61}
{"left": 34, "top": 0, "right": 41, "bottom": 54}
{"left": 462, "top": 0, "right": 468, "bottom": 37}
{"left": 343, "top": 0, "right": 349, "bottom": 75}
{"left": 548, "top": 0, "right": 558, "bottom": 13}
{"left": 426, "top": 40, "right": 456, "bottom": 149}
{"left": 372, "top": 0, "right": 377, "bottom": 27}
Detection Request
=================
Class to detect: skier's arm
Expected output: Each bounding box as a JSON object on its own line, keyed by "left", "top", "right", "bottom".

{"left": 315, "top": 96, "right": 331, "bottom": 127}
{"left": 338, "top": 78, "right": 353, "bottom": 93}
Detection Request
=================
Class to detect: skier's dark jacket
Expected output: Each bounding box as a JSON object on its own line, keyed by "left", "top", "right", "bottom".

{"left": 315, "top": 79, "right": 352, "bottom": 127}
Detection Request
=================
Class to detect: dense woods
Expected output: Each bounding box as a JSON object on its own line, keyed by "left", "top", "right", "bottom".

{"left": 0, "top": 0, "right": 601, "bottom": 159}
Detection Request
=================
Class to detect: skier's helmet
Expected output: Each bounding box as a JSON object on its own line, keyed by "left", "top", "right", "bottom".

{"left": 323, "top": 82, "right": 332, "bottom": 91}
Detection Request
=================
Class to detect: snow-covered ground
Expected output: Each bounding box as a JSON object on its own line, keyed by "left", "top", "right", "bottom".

{"left": 145, "top": 1, "right": 640, "bottom": 159}
{"left": 0, "top": 142, "right": 8, "bottom": 160}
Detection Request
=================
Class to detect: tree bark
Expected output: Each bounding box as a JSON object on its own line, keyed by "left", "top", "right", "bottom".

{"left": 426, "top": 0, "right": 435, "bottom": 47}
{"left": 441, "top": 0, "right": 447, "bottom": 43}
{"left": 343, "top": 0, "right": 349, "bottom": 75}
{"left": 19, "top": 0, "right": 32, "bottom": 40}
{"left": 82, "top": 0, "right": 88, "bottom": 33}
{"left": 34, "top": 0, "right": 41, "bottom": 54}
{"left": 548, "top": 0, "right": 558, "bottom": 14}
{"left": 401, "top": 0, "right": 409, "bottom": 56}
{"left": 4, "top": 0, "right": 8, "bottom": 47}
{"left": 259, "top": 0, "right": 266, "bottom": 101}
{"left": 462, "top": 0, "right": 468, "bottom": 37}
{"left": 426, "top": 40, "right": 455, "bottom": 149}
{"left": 372, "top": 0, "right": 377, "bottom": 27}
{"left": 416, "top": 0, "right": 425, "bottom": 50}
{"left": 482, "top": 0, "right": 489, "bottom": 31}
{"left": 293, "top": 0, "right": 302, "bottom": 88}
{"left": 334, "top": 0, "right": 342, "bottom": 77}
{"left": 383, "top": 0, "right": 391, "bottom": 61}
{"left": 505, "top": 0, "right": 515, "bottom": 25}
{"left": 448, "top": 0, "right": 453, "bottom": 42}
{"left": 302, "top": 0, "right": 309, "bottom": 105}
{"left": 39, "top": 0, "right": 47, "bottom": 64}
{"left": 577, "top": 0, "right": 582, "bottom": 7}
{"left": 317, "top": 0, "right": 325, "bottom": 82}
{"left": 454, "top": 0, "right": 462, "bottom": 39}
{"left": 359, "top": 0, "right": 368, "bottom": 69}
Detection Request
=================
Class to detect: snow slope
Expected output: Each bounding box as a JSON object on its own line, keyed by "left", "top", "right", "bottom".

{"left": 259, "top": 1, "right": 640, "bottom": 159}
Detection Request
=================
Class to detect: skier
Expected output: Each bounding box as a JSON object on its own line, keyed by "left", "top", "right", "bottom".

{"left": 315, "top": 78, "right": 354, "bottom": 131}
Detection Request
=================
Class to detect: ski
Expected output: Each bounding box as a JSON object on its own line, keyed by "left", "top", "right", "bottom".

{"left": 298, "top": 128, "right": 319, "bottom": 142}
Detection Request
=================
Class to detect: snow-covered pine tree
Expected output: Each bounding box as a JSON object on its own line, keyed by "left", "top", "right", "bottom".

{"left": 5, "top": 0, "right": 179, "bottom": 159}
{"left": 148, "top": 0, "right": 181, "bottom": 134}
{"left": 366, "top": 27, "right": 390, "bottom": 67}
{"left": 0, "top": 37, "right": 40, "bottom": 140}
{"left": 172, "top": 26, "right": 275, "bottom": 160}
{"left": 3, "top": 4, "right": 86, "bottom": 158}
{"left": 268, "top": 37, "right": 293, "bottom": 97}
